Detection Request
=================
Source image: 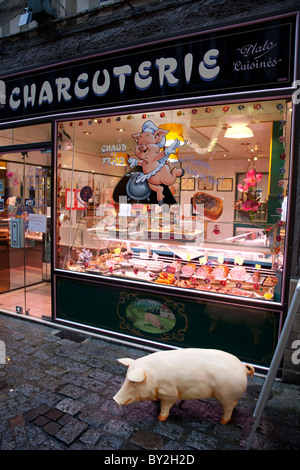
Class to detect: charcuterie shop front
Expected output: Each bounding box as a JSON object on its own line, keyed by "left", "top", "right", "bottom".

{"left": 0, "top": 12, "right": 299, "bottom": 372}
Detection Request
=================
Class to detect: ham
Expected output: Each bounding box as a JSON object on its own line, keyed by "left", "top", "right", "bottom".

{"left": 196, "top": 265, "right": 213, "bottom": 278}
{"left": 166, "top": 261, "right": 181, "bottom": 274}
{"left": 181, "top": 264, "right": 195, "bottom": 276}
{"left": 250, "top": 271, "right": 261, "bottom": 283}
{"left": 230, "top": 266, "right": 248, "bottom": 281}
{"left": 231, "top": 288, "right": 252, "bottom": 297}
{"left": 212, "top": 265, "right": 229, "bottom": 280}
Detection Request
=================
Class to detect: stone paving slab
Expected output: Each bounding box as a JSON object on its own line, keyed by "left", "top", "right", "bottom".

{"left": 0, "top": 313, "right": 299, "bottom": 451}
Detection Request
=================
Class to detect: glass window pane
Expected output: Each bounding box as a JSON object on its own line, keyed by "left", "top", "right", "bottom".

{"left": 0, "top": 123, "right": 51, "bottom": 146}
{"left": 56, "top": 99, "right": 291, "bottom": 303}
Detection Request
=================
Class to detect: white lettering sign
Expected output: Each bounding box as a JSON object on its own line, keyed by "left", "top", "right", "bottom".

{"left": 102, "top": 143, "right": 127, "bottom": 153}
{"left": 7, "top": 48, "right": 220, "bottom": 112}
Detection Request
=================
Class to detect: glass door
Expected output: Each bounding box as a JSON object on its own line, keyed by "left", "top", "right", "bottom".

{"left": 0, "top": 150, "right": 51, "bottom": 319}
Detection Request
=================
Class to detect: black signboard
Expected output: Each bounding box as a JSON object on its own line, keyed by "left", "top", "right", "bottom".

{"left": 0, "top": 14, "right": 297, "bottom": 123}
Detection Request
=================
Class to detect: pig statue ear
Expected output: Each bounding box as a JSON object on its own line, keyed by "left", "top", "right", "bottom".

{"left": 127, "top": 367, "right": 146, "bottom": 383}
{"left": 117, "top": 358, "right": 135, "bottom": 367}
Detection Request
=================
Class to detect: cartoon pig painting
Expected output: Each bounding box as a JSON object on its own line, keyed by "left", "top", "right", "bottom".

{"left": 113, "top": 348, "right": 254, "bottom": 424}
{"left": 128, "top": 120, "right": 185, "bottom": 205}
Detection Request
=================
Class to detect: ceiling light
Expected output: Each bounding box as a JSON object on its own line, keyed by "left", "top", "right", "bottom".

{"left": 224, "top": 114, "right": 254, "bottom": 139}
{"left": 247, "top": 142, "right": 262, "bottom": 153}
{"left": 159, "top": 123, "right": 185, "bottom": 161}
{"left": 224, "top": 126, "right": 254, "bottom": 138}
{"left": 245, "top": 141, "right": 262, "bottom": 159}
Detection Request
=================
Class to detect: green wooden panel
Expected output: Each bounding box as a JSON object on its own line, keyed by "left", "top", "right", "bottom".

{"left": 56, "top": 276, "right": 280, "bottom": 368}
{"left": 267, "top": 121, "right": 286, "bottom": 224}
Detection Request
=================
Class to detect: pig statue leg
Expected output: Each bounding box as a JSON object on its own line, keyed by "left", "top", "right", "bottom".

{"left": 158, "top": 399, "right": 176, "bottom": 421}
{"left": 219, "top": 399, "right": 238, "bottom": 425}
{"left": 159, "top": 396, "right": 238, "bottom": 424}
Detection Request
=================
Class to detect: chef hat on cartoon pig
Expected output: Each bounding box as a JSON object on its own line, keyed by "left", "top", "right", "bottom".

{"left": 142, "top": 120, "right": 167, "bottom": 148}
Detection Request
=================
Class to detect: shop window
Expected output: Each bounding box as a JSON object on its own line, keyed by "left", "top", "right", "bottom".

{"left": 55, "top": 99, "right": 292, "bottom": 303}
{"left": 0, "top": 123, "right": 51, "bottom": 146}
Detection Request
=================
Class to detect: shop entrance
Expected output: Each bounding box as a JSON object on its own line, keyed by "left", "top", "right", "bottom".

{"left": 0, "top": 150, "right": 52, "bottom": 319}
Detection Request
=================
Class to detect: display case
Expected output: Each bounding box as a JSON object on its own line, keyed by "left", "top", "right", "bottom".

{"left": 62, "top": 214, "right": 281, "bottom": 303}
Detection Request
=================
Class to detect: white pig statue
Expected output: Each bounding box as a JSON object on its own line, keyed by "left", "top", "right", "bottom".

{"left": 113, "top": 348, "right": 254, "bottom": 424}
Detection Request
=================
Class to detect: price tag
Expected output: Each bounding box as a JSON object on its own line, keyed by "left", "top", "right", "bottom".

{"left": 187, "top": 254, "right": 191, "bottom": 262}
{"left": 255, "top": 264, "right": 261, "bottom": 270}
{"left": 218, "top": 254, "right": 224, "bottom": 264}
{"left": 264, "top": 292, "right": 273, "bottom": 300}
{"left": 199, "top": 256, "right": 207, "bottom": 265}
{"left": 114, "top": 248, "right": 121, "bottom": 254}
{"left": 234, "top": 256, "right": 244, "bottom": 265}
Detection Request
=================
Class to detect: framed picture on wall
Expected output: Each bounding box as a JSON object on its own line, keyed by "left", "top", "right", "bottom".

{"left": 217, "top": 178, "right": 233, "bottom": 192}
{"left": 181, "top": 178, "right": 195, "bottom": 190}
{"left": 198, "top": 178, "right": 213, "bottom": 190}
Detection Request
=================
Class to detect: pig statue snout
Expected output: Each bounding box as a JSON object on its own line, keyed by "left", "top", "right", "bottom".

{"left": 113, "top": 349, "right": 255, "bottom": 424}
{"left": 113, "top": 358, "right": 149, "bottom": 407}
